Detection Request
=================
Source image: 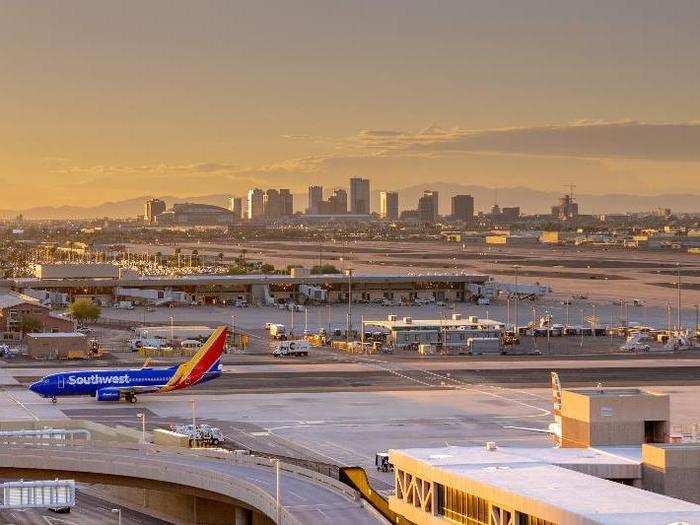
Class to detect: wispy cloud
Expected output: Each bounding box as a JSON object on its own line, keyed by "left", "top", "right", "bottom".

{"left": 353, "top": 121, "right": 700, "bottom": 161}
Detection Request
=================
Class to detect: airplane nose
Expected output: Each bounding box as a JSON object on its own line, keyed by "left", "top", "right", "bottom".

{"left": 29, "top": 382, "right": 44, "bottom": 395}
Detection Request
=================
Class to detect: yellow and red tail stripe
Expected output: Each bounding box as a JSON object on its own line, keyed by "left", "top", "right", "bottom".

{"left": 161, "top": 326, "right": 227, "bottom": 392}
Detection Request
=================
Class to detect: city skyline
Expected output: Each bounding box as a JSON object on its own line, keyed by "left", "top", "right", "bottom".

{"left": 2, "top": 2, "right": 699, "bottom": 208}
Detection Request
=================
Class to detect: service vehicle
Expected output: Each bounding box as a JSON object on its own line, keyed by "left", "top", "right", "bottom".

{"left": 171, "top": 423, "right": 224, "bottom": 447}
{"left": 272, "top": 340, "right": 310, "bottom": 357}
{"left": 375, "top": 452, "right": 393, "bottom": 472}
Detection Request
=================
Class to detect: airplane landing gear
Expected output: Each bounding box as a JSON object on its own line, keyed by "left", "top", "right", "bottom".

{"left": 125, "top": 393, "right": 137, "bottom": 404}
{"left": 51, "top": 397, "right": 57, "bottom": 404}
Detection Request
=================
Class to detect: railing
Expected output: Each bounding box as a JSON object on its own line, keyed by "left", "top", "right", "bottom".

{"left": 1, "top": 479, "right": 75, "bottom": 510}
{"left": 340, "top": 466, "right": 416, "bottom": 525}
{"left": 0, "top": 428, "right": 91, "bottom": 446}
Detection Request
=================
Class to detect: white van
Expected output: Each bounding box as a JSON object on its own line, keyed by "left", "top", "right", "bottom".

{"left": 180, "top": 339, "right": 202, "bottom": 350}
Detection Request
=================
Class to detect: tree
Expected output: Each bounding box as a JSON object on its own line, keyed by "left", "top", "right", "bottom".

{"left": 18, "top": 316, "right": 42, "bottom": 334}
{"left": 260, "top": 263, "right": 276, "bottom": 274}
{"left": 69, "top": 299, "right": 101, "bottom": 322}
{"left": 311, "top": 264, "right": 341, "bottom": 275}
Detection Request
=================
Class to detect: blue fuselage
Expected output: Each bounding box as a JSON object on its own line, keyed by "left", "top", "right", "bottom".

{"left": 29, "top": 365, "right": 221, "bottom": 399}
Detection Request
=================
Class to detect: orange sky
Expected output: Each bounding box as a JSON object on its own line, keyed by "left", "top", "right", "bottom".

{"left": 1, "top": 1, "right": 699, "bottom": 208}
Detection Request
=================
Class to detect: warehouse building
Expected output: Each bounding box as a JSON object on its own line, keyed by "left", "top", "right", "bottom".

{"left": 0, "top": 291, "right": 75, "bottom": 342}
{"left": 25, "top": 332, "right": 89, "bottom": 359}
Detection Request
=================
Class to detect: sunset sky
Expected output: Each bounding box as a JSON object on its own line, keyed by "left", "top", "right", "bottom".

{"left": 2, "top": 1, "right": 699, "bottom": 208}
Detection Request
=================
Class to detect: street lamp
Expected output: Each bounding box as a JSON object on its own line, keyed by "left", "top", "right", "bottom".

{"left": 190, "top": 399, "right": 196, "bottom": 429}
{"left": 346, "top": 268, "right": 354, "bottom": 343}
{"left": 137, "top": 412, "right": 146, "bottom": 446}
{"left": 111, "top": 508, "right": 122, "bottom": 525}
{"left": 168, "top": 316, "right": 174, "bottom": 344}
{"left": 513, "top": 265, "right": 520, "bottom": 332}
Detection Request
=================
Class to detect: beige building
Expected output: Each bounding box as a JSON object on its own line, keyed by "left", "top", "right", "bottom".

{"left": 389, "top": 386, "right": 700, "bottom": 524}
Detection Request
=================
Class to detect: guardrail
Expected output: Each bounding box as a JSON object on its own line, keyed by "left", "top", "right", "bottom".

{"left": 0, "top": 428, "right": 91, "bottom": 446}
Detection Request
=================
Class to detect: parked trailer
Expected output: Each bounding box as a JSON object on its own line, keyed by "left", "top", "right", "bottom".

{"left": 467, "top": 337, "right": 501, "bottom": 355}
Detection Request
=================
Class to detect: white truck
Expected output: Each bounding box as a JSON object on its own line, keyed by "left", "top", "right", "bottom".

{"left": 268, "top": 324, "right": 287, "bottom": 340}
{"left": 114, "top": 300, "right": 135, "bottom": 310}
{"left": 272, "top": 340, "right": 310, "bottom": 357}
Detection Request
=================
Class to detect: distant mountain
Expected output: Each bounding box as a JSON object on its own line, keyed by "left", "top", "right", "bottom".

{"left": 374, "top": 183, "right": 699, "bottom": 215}
{"left": 1, "top": 185, "right": 697, "bottom": 219}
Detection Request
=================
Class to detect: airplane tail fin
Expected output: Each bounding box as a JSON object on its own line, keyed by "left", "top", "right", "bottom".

{"left": 161, "top": 326, "right": 228, "bottom": 391}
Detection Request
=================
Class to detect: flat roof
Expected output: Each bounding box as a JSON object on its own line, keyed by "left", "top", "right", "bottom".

{"left": 568, "top": 387, "right": 665, "bottom": 398}
{"left": 26, "top": 332, "right": 86, "bottom": 338}
{"left": 390, "top": 446, "right": 700, "bottom": 524}
{"left": 365, "top": 318, "right": 505, "bottom": 330}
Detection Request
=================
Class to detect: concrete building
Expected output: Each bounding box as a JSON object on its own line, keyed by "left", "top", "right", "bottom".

{"left": 552, "top": 194, "right": 579, "bottom": 221}
{"left": 144, "top": 199, "right": 166, "bottom": 224}
{"left": 418, "top": 190, "right": 439, "bottom": 223}
{"left": 25, "top": 332, "right": 89, "bottom": 359}
{"left": 501, "top": 206, "right": 520, "bottom": 221}
{"left": 246, "top": 188, "right": 265, "bottom": 220}
{"left": 379, "top": 191, "right": 399, "bottom": 220}
{"left": 308, "top": 185, "right": 323, "bottom": 215}
{"left": 228, "top": 197, "right": 243, "bottom": 219}
{"left": 365, "top": 314, "right": 504, "bottom": 351}
{"left": 451, "top": 195, "right": 474, "bottom": 222}
{"left": 389, "top": 386, "right": 700, "bottom": 524}
{"left": 318, "top": 188, "right": 348, "bottom": 215}
{"left": 0, "top": 273, "right": 489, "bottom": 308}
{"left": 350, "top": 177, "right": 371, "bottom": 214}
{"left": 389, "top": 445, "right": 700, "bottom": 525}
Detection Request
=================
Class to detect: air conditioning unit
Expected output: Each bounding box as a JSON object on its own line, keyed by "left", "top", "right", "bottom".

{"left": 388, "top": 314, "right": 397, "bottom": 321}
{"left": 452, "top": 313, "right": 462, "bottom": 320}
{"left": 403, "top": 317, "right": 412, "bottom": 324}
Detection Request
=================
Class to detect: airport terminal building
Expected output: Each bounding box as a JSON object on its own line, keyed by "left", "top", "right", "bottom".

{"left": 389, "top": 387, "right": 700, "bottom": 525}
{"left": 0, "top": 265, "right": 489, "bottom": 307}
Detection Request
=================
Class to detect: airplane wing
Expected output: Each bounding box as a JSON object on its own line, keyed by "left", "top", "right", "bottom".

{"left": 95, "top": 385, "right": 165, "bottom": 400}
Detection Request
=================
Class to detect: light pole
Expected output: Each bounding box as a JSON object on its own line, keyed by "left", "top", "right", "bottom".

{"left": 230, "top": 314, "right": 236, "bottom": 352}
{"left": 513, "top": 265, "right": 520, "bottom": 332}
{"left": 346, "top": 268, "right": 354, "bottom": 343}
{"left": 677, "top": 264, "right": 682, "bottom": 331}
{"left": 137, "top": 412, "right": 146, "bottom": 446}
{"left": 275, "top": 459, "right": 281, "bottom": 524}
{"left": 111, "top": 508, "right": 122, "bottom": 525}
{"left": 168, "top": 316, "right": 174, "bottom": 345}
{"left": 190, "top": 399, "right": 196, "bottom": 429}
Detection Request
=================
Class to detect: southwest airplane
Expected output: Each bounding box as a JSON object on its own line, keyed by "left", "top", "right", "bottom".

{"left": 29, "top": 326, "right": 227, "bottom": 403}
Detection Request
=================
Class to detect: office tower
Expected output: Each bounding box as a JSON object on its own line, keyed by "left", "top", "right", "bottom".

{"left": 320, "top": 188, "right": 347, "bottom": 214}
{"left": 228, "top": 197, "right": 243, "bottom": 219}
{"left": 349, "top": 177, "right": 370, "bottom": 214}
{"left": 246, "top": 188, "right": 265, "bottom": 220}
{"left": 418, "top": 190, "right": 439, "bottom": 223}
{"left": 379, "top": 191, "right": 399, "bottom": 220}
{"left": 551, "top": 194, "right": 578, "bottom": 220}
{"left": 144, "top": 199, "right": 166, "bottom": 224}
{"left": 451, "top": 194, "right": 474, "bottom": 222}
{"left": 280, "top": 189, "right": 294, "bottom": 216}
{"left": 308, "top": 186, "right": 323, "bottom": 215}
{"left": 263, "top": 189, "right": 282, "bottom": 218}
{"left": 501, "top": 206, "right": 520, "bottom": 221}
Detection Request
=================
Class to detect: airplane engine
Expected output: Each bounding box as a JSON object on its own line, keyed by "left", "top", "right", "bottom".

{"left": 95, "top": 388, "right": 120, "bottom": 401}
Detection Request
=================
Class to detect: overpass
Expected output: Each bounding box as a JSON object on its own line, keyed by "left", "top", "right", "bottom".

{"left": 0, "top": 443, "right": 384, "bottom": 525}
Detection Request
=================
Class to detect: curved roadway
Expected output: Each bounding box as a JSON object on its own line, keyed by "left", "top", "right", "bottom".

{"left": 0, "top": 444, "right": 383, "bottom": 525}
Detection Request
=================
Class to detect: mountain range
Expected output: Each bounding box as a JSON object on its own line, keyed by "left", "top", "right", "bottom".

{"left": 0, "top": 184, "right": 696, "bottom": 219}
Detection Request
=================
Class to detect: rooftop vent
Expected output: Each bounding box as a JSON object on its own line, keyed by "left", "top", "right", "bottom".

{"left": 403, "top": 317, "right": 412, "bottom": 324}
{"left": 387, "top": 314, "right": 397, "bottom": 321}
{"left": 485, "top": 441, "right": 497, "bottom": 451}
{"left": 452, "top": 313, "right": 462, "bottom": 320}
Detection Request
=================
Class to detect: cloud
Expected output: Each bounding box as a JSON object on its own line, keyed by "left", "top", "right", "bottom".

{"left": 353, "top": 121, "right": 700, "bottom": 161}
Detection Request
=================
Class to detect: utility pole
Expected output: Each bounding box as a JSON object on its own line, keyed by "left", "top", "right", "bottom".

{"left": 346, "top": 268, "right": 353, "bottom": 343}
{"left": 677, "top": 264, "right": 682, "bottom": 331}
{"left": 275, "top": 459, "right": 281, "bottom": 524}
{"left": 667, "top": 302, "right": 672, "bottom": 333}
{"left": 513, "top": 265, "right": 520, "bottom": 332}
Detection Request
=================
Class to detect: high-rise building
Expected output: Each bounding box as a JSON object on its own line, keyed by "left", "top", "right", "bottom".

{"left": 418, "top": 190, "right": 439, "bottom": 223}
{"left": 280, "top": 189, "right": 294, "bottom": 216}
{"left": 501, "top": 206, "right": 520, "bottom": 221}
{"left": 319, "top": 188, "right": 347, "bottom": 215}
{"left": 263, "top": 189, "right": 294, "bottom": 219}
{"left": 451, "top": 194, "right": 474, "bottom": 222}
{"left": 551, "top": 194, "right": 579, "bottom": 220}
{"left": 246, "top": 188, "right": 265, "bottom": 220}
{"left": 379, "top": 191, "right": 399, "bottom": 220}
{"left": 308, "top": 186, "right": 323, "bottom": 215}
{"left": 228, "top": 197, "right": 243, "bottom": 219}
{"left": 144, "top": 199, "right": 166, "bottom": 224}
{"left": 349, "top": 177, "right": 370, "bottom": 214}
